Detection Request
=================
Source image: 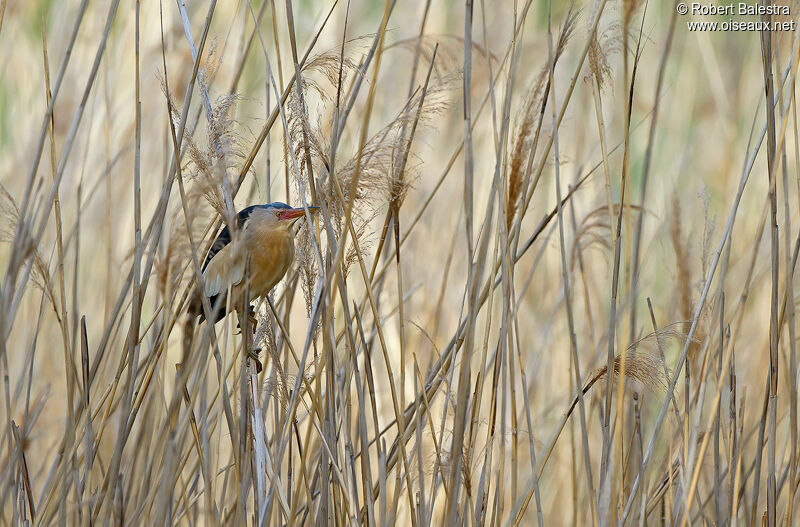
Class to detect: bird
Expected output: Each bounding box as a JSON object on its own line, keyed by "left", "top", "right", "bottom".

{"left": 190, "top": 202, "right": 318, "bottom": 325}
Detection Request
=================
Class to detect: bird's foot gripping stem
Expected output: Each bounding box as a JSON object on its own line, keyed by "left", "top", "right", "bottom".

{"left": 235, "top": 305, "right": 258, "bottom": 335}
{"left": 248, "top": 347, "right": 263, "bottom": 374}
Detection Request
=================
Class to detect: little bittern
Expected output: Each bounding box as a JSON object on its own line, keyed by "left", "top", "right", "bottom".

{"left": 192, "top": 202, "right": 318, "bottom": 324}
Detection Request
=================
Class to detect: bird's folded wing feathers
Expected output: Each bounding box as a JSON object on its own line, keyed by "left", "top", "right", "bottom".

{"left": 201, "top": 205, "right": 259, "bottom": 271}
{"left": 202, "top": 244, "right": 245, "bottom": 298}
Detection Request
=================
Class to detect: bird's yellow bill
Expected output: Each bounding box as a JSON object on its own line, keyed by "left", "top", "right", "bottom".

{"left": 280, "top": 206, "right": 319, "bottom": 220}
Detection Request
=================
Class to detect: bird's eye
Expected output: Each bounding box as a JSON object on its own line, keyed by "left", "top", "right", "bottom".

{"left": 275, "top": 211, "right": 282, "bottom": 218}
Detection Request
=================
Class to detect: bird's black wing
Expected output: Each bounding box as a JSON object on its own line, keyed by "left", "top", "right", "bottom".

{"left": 201, "top": 206, "right": 259, "bottom": 271}
{"left": 194, "top": 206, "right": 260, "bottom": 322}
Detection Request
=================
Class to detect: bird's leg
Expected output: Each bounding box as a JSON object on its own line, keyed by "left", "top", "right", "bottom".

{"left": 247, "top": 304, "right": 257, "bottom": 334}
{"left": 234, "top": 304, "right": 258, "bottom": 335}
{"left": 237, "top": 304, "right": 262, "bottom": 372}
{"left": 248, "top": 347, "right": 263, "bottom": 373}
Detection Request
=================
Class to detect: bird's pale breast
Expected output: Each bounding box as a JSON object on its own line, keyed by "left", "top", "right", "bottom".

{"left": 245, "top": 222, "right": 294, "bottom": 299}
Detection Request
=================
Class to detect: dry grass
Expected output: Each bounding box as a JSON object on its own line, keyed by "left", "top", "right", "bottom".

{"left": 1, "top": 1, "right": 799, "bottom": 525}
